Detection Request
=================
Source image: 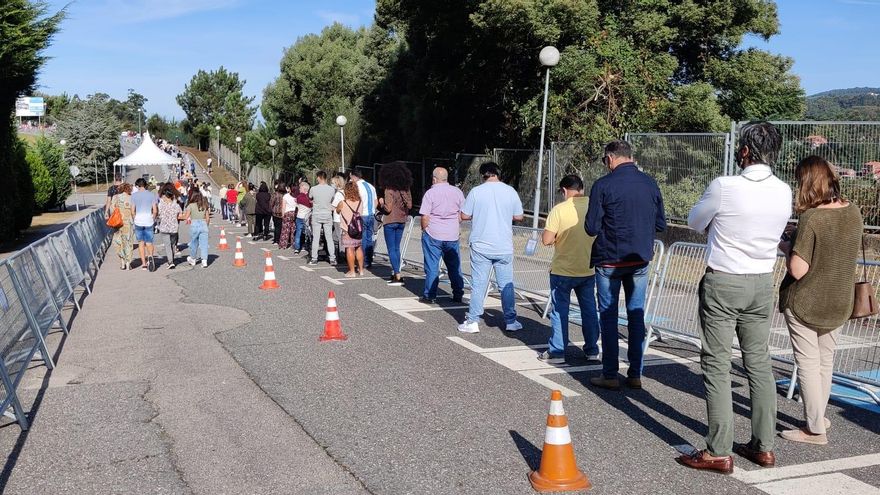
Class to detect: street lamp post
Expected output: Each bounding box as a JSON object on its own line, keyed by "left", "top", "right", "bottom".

{"left": 532, "top": 46, "right": 560, "bottom": 229}
{"left": 138, "top": 108, "right": 144, "bottom": 138}
{"left": 235, "top": 136, "right": 242, "bottom": 181}
{"left": 336, "top": 115, "right": 347, "bottom": 173}
{"left": 269, "top": 139, "right": 277, "bottom": 179}
{"left": 214, "top": 125, "right": 221, "bottom": 169}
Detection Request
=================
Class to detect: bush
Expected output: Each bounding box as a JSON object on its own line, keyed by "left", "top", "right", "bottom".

{"left": 27, "top": 142, "right": 53, "bottom": 211}
{"left": 34, "top": 136, "right": 70, "bottom": 208}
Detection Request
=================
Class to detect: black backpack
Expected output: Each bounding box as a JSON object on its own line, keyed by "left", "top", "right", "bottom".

{"left": 346, "top": 201, "right": 364, "bottom": 240}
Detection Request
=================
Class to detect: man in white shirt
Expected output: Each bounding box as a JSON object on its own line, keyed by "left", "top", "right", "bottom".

{"left": 678, "top": 121, "right": 792, "bottom": 475}
{"left": 350, "top": 169, "right": 378, "bottom": 268}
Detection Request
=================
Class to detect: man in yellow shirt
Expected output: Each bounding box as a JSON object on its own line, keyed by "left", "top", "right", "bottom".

{"left": 538, "top": 175, "right": 599, "bottom": 364}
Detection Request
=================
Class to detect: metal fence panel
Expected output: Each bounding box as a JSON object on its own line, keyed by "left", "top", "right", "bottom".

{"left": 735, "top": 121, "right": 880, "bottom": 228}
{"left": 493, "top": 148, "right": 551, "bottom": 217}
{"left": 626, "top": 133, "right": 729, "bottom": 221}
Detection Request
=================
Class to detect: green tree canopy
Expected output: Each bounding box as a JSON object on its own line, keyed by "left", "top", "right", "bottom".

{"left": 176, "top": 67, "right": 257, "bottom": 146}
{"left": 55, "top": 93, "right": 122, "bottom": 183}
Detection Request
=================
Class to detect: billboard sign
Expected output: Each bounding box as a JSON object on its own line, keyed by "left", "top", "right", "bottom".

{"left": 15, "top": 97, "right": 46, "bottom": 117}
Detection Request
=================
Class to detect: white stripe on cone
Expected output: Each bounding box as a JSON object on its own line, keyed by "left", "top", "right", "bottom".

{"left": 327, "top": 298, "right": 337, "bottom": 307}
{"left": 326, "top": 311, "right": 340, "bottom": 321}
{"left": 264, "top": 272, "right": 276, "bottom": 280}
{"left": 544, "top": 426, "right": 572, "bottom": 446}
{"left": 549, "top": 400, "right": 565, "bottom": 416}
{"left": 266, "top": 258, "right": 273, "bottom": 267}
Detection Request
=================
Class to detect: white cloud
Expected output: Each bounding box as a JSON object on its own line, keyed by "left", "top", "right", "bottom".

{"left": 101, "top": 0, "right": 240, "bottom": 23}
{"left": 316, "top": 10, "right": 361, "bottom": 27}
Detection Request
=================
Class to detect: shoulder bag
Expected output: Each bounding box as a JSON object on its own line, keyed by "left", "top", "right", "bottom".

{"left": 851, "top": 235, "right": 878, "bottom": 319}
{"left": 107, "top": 196, "right": 123, "bottom": 228}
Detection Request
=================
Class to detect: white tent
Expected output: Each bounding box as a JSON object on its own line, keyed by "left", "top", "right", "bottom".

{"left": 113, "top": 131, "right": 180, "bottom": 167}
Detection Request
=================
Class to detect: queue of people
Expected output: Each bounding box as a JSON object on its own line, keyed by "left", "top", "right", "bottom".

{"left": 104, "top": 122, "right": 860, "bottom": 472}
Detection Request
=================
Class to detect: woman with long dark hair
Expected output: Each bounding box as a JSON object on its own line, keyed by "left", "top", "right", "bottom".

{"left": 778, "top": 156, "right": 863, "bottom": 445}
{"left": 183, "top": 189, "right": 211, "bottom": 267}
{"left": 378, "top": 162, "right": 413, "bottom": 286}
{"left": 279, "top": 183, "right": 298, "bottom": 249}
{"left": 271, "top": 182, "right": 286, "bottom": 244}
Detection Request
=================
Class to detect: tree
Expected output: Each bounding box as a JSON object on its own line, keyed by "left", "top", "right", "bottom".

{"left": 0, "top": 0, "right": 64, "bottom": 241}
{"left": 146, "top": 113, "right": 170, "bottom": 138}
{"left": 26, "top": 141, "right": 52, "bottom": 210}
{"left": 33, "top": 135, "right": 70, "bottom": 208}
{"left": 176, "top": 67, "right": 257, "bottom": 147}
{"left": 262, "top": 23, "right": 395, "bottom": 173}
{"left": 55, "top": 93, "right": 122, "bottom": 185}
{"left": 708, "top": 49, "right": 805, "bottom": 121}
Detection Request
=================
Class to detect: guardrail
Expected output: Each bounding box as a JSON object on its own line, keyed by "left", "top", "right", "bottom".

{"left": 650, "top": 242, "right": 880, "bottom": 405}
{"left": 0, "top": 209, "right": 111, "bottom": 429}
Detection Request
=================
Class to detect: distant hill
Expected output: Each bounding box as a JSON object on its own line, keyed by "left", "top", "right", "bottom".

{"left": 806, "top": 87, "right": 880, "bottom": 120}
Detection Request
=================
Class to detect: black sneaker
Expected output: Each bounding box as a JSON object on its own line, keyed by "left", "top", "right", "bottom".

{"left": 418, "top": 297, "right": 436, "bottom": 304}
{"left": 308, "top": 260, "right": 318, "bottom": 266}
{"left": 537, "top": 350, "right": 565, "bottom": 364}
{"left": 148, "top": 256, "right": 156, "bottom": 272}
{"left": 388, "top": 275, "right": 403, "bottom": 286}
{"left": 451, "top": 295, "right": 464, "bottom": 303}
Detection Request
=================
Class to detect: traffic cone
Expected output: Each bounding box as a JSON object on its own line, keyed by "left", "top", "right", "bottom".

{"left": 259, "top": 252, "right": 280, "bottom": 290}
{"left": 319, "top": 291, "right": 347, "bottom": 341}
{"left": 218, "top": 228, "right": 229, "bottom": 250}
{"left": 528, "top": 390, "right": 591, "bottom": 492}
{"left": 232, "top": 237, "right": 246, "bottom": 267}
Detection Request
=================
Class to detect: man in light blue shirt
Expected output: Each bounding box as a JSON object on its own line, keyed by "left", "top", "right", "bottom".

{"left": 458, "top": 162, "right": 524, "bottom": 334}
{"left": 351, "top": 169, "right": 378, "bottom": 268}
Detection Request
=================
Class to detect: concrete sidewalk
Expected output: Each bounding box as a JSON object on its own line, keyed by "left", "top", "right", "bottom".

{"left": 0, "top": 249, "right": 368, "bottom": 494}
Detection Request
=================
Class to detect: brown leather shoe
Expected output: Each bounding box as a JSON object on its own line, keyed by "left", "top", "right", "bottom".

{"left": 589, "top": 376, "right": 620, "bottom": 390}
{"left": 626, "top": 377, "right": 642, "bottom": 389}
{"left": 734, "top": 443, "right": 776, "bottom": 467}
{"left": 676, "top": 449, "right": 733, "bottom": 474}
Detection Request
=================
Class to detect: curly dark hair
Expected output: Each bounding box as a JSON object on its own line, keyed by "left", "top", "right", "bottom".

{"left": 378, "top": 162, "right": 413, "bottom": 191}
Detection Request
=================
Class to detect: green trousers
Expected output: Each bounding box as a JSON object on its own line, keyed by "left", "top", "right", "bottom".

{"left": 698, "top": 271, "right": 777, "bottom": 456}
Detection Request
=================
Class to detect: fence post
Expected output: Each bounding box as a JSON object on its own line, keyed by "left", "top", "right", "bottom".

{"left": 726, "top": 120, "right": 737, "bottom": 176}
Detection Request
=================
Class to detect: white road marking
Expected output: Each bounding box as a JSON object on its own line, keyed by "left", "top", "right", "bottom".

{"left": 445, "top": 338, "right": 704, "bottom": 397}
{"left": 320, "top": 275, "right": 343, "bottom": 286}
{"left": 260, "top": 248, "right": 270, "bottom": 252}
{"left": 299, "top": 265, "right": 314, "bottom": 272}
{"left": 731, "top": 453, "right": 880, "bottom": 485}
{"left": 278, "top": 255, "right": 291, "bottom": 261}
{"left": 754, "top": 473, "right": 879, "bottom": 495}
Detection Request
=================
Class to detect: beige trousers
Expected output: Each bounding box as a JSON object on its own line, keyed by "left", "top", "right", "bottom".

{"left": 784, "top": 309, "right": 840, "bottom": 434}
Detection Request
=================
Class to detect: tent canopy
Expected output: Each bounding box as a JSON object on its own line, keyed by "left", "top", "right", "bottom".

{"left": 113, "top": 131, "right": 181, "bottom": 166}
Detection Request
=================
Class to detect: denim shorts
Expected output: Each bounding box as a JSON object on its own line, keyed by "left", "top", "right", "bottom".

{"left": 134, "top": 225, "right": 155, "bottom": 243}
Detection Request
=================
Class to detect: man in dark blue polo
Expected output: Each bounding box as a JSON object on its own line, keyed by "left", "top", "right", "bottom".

{"left": 586, "top": 140, "right": 666, "bottom": 390}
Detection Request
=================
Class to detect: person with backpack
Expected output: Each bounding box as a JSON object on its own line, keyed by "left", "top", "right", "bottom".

{"left": 255, "top": 182, "right": 272, "bottom": 241}
{"left": 337, "top": 181, "right": 365, "bottom": 277}
{"left": 350, "top": 169, "right": 378, "bottom": 268}
{"left": 270, "top": 182, "right": 286, "bottom": 245}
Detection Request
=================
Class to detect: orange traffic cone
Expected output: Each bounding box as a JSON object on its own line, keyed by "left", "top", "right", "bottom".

{"left": 218, "top": 228, "right": 229, "bottom": 250}
{"left": 259, "top": 252, "right": 280, "bottom": 290}
{"left": 529, "top": 390, "right": 591, "bottom": 492}
{"left": 319, "top": 291, "right": 347, "bottom": 341}
{"left": 232, "top": 237, "right": 246, "bottom": 267}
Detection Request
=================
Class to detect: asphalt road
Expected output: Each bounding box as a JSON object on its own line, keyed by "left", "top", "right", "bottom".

{"left": 172, "top": 221, "right": 880, "bottom": 494}
{"left": 0, "top": 212, "right": 877, "bottom": 494}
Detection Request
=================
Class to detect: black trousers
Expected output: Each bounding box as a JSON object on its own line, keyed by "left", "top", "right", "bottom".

{"left": 273, "top": 216, "right": 282, "bottom": 243}
{"left": 255, "top": 214, "right": 270, "bottom": 238}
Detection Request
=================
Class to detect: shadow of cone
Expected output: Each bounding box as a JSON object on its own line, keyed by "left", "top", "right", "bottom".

{"left": 259, "top": 251, "right": 279, "bottom": 290}
{"left": 319, "top": 291, "right": 347, "bottom": 341}
{"left": 218, "top": 229, "right": 229, "bottom": 250}
{"left": 232, "top": 237, "right": 246, "bottom": 267}
{"left": 529, "top": 390, "right": 591, "bottom": 492}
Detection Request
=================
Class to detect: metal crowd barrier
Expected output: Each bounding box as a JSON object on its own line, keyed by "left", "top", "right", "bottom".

{"left": 650, "top": 242, "right": 880, "bottom": 405}
{"left": 0, "top": 209, "right": 111, "bottom": 429}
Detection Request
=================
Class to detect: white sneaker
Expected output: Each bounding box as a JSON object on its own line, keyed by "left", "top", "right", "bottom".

{"left": 457, "top": 321, "right": 480, "bottom": 334}
{"left": 201, "top": 260, "right": 208, "bottom": 268}
{"left": 187, "top": 256, "right": 196, "bottom": 266}
{"left": 505, "top": 320, "right": 523, "bottom": 332}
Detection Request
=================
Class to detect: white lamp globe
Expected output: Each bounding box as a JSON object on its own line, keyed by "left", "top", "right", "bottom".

{"left": 268, "top": 139, "right": 277, "bottom": 147}
{"left": 539, "top": 46, "right": 560, "bottom": 67}
{"left": 336, "top": 115, "right": 348, "bottom": 126}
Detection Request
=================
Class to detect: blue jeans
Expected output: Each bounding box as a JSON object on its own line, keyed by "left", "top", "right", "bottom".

{"left": 134, "top": 225, "right": 154, "bottom": 243}
{"left": 547, "top": 274, "right": 600, "bottom": 357}
{"left": 466, "top": 249, "right": 516, "bottom": 325}
{"left": 384, "top": 222, "right": 406, "bottom": 274}
{"left": 595, "top": 264, "right": 650, "bottom": 379}
{"left": 361, "top": 215, "right": 375, "bottom": 265}
{"left": 294, "top": 217, "right": 306, "bottom": 250}
{"left": 189, "top": 220, "right": 209, "bottom": 261}
{"left": 421, "top": 233, "right": 464, "bottom": 300}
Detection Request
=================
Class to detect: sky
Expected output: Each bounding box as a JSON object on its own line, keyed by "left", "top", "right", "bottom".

{"left": 35, "top": 0, "right": 880, "bottom": 122}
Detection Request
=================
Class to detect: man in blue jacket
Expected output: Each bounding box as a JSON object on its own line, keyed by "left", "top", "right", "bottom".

{"left": 586, "top": 140, "right": 666, "bottom": 390}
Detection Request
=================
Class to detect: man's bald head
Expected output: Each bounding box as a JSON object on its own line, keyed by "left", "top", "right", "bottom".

{"left": 432, "top": 167, "right": 448, "bottom": 182}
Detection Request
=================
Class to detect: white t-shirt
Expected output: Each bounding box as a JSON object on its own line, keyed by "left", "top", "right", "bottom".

{"left": 331, "top": 190, "right": 344, "bottom": 222}
{"left": 283, "top": 193, "right": 297, "bottom": 214}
